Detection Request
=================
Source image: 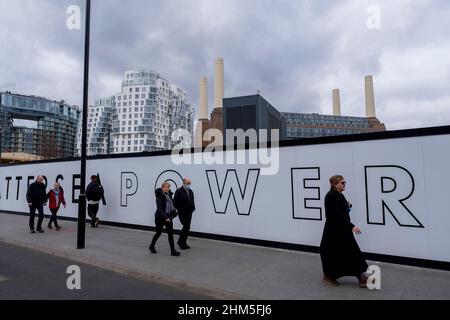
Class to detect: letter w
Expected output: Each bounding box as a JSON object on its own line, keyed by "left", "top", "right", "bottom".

{"left": 206, "top": 169, "right": 260, "bottom": 215}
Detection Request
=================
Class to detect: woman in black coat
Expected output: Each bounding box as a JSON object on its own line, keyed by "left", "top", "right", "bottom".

{"left": 149, "top": 182, "right": 180, "bottom": 256}
{"left": 320, "top": 175, "right": 368, "bottom": 287}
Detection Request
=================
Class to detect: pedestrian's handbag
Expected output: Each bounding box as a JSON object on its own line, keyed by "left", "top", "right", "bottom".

{"left": 170, "top": 209, "right": 178, "bottom": 219}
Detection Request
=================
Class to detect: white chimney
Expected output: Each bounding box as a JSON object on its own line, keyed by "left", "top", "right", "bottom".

{"left": 214, "top": 58, "right": 224, "bottom": 109}
{"left": 365, "top": 75, "right": 376, "bottom": 118}
{"left": 198, "top": 76, "right": 208, "bottom": 120}
{"left": 332, "top": 89, "right": 341, "bottom": 116}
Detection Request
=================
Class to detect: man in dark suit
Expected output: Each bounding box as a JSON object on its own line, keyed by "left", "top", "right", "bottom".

{"left": 173, "top": 178, "right": 195, "bottom": 250}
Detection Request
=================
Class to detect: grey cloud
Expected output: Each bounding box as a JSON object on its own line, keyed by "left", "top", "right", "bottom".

{"left": 1, "top": 0, "right": 449, "bottom": 130}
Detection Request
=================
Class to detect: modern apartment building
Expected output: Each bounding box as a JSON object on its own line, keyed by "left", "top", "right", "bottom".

{"left": 76, "top": 69, "right": 194, "bottom": 155}
{"left": 0, "top": 91, "right": 80, "bottom": 160}
{"left": 75, "top": 96, "right": 114, "bottom": 156}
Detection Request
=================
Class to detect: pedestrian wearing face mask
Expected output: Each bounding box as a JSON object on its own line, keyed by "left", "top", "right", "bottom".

{"left": 173, "top": 178, "right": 196, "bottom": 250}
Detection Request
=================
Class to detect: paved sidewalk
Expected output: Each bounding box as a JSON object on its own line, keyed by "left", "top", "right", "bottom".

{"left": 1, "top": 213, "right": 449, "bottom": 300}
{"left": 0, "top": 241, "right": 211, "bottom": 300}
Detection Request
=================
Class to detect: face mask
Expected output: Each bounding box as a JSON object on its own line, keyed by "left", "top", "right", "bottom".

{"left": 184, "top": 185, "right": 191, "bottom": 190}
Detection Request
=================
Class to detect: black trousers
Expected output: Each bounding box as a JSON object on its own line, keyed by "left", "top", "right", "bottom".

{"left": 150, "top": 217, "right": 175, "bottom": 252}
{"left": 29, "top": 203, "right": 44, "bottom": 230}
{"left": 48, "top": 208, "right": 60, "bottom": 227}
{"left": 87, "top": 204, "right": 99, "bottom": 227}
{"left": 178, "top": 213, "right": 192, "bottom": 246}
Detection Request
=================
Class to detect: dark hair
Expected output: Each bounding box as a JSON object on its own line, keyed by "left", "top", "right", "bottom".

{"left": 90, "top": 175, "right": 97, "bottom": 180}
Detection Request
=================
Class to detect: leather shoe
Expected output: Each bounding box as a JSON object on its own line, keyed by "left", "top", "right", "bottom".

{"left": 323, "top": 275, "right": 339, "bottom": 286}
{"left": 357, "top": 274, "right": 368, "bottom": 288}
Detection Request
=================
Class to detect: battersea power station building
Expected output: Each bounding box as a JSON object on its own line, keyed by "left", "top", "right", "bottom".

{"left": 195, "top": 59, "right": 385, "bottom": 147}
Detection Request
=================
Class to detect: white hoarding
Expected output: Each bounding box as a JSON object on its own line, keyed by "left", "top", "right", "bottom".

{"left": 1, "top": 134, "right": 449, "bottom": 263}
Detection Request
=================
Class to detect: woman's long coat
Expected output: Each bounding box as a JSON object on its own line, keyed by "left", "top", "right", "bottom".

{"left": 320, "top": 189, "right": 368, "bottom": 279}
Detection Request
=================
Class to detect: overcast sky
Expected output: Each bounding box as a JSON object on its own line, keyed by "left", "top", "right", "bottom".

{"left": 1, "top": 0, "right": 449, "bottom": 130}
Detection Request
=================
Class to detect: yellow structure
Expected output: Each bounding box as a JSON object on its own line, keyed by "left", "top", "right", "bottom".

{"left": 0, "top": 152, "right": 43, "bottom": 164}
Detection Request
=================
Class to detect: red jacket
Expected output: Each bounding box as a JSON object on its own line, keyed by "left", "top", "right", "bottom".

{"left": 47, "top": 188, "right": 66, "bottom": 210}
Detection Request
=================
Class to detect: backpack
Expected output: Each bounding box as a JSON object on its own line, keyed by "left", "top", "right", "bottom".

{"left": 87, "top": 183, "right": 104, "bottom": 201}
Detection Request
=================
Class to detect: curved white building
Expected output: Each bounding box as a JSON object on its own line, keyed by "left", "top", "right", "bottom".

{"left": 77, "top": 69, "right": 194, "bottom": 155}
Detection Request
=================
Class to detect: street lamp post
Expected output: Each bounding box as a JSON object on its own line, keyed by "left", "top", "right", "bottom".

{"left": 77, "top": 0, "right": 91, "bottom": 249}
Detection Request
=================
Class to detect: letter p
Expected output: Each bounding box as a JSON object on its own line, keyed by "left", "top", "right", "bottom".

{"left": 121, "top": 172, "right": 138, "bottom": 207}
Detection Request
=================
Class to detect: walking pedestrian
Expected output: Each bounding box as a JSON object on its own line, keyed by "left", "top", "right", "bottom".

{"left": 173, "top": 178, "right": 195, "bottom": 250}
{"left": 320, "top": 175, "right": 369, "bottom": 288}
{"left": 149, "top": 182, "right": 180, "bottom": 257}
{"left": 26, "top": 176, "right": 47, "bottom": 234}
{"left": 85, "top": 175, "right": 104, "bottom": 228}
{"left": 47, "top": 182, "right": 66, "bottom": 231}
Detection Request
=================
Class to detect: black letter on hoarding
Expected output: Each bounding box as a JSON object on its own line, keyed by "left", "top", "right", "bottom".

{"left": 5, "top": 177, "right": 12, "bottom": 200}
{"left": 206, "top": 169, "right": 260, "bottom": 216}
{"left": 365, "top": 165, "right": 424, "bottom": 228}
{"left": 16, "top": 176, "right": 22, "bottom": 200}
{"left": 154, "top": 170, "right": 184, "bottom": 191}
{"left": 291, "top": 167, "right": 322, "bottom": 221}
{"left": 121, "top": 172, "right": 138, "bottom": 207}
{"left": 56, "top": 174, "right": 64, "bottom": 183}
{"left": 72, "top": 174, "right": 81, "bottom": 204}
{"left": 27, "top": 176, "right": 34, "bottom": 189}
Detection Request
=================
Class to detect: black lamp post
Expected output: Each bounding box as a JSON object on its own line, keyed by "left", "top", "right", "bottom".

{"left": 77, "top": 0, "right": 91, "bottom": 249}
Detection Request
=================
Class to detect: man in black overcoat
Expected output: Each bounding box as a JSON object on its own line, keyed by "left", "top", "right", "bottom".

{"left": 173, "top": 178, "right": 196, "bottom": 250}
